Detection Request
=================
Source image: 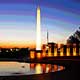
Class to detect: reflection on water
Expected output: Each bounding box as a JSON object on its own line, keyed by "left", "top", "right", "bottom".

{"left": 0, "top": 61, "right": 65, "bottom": 76}
{"left": 35, "top": 64, "right": 42, "bottom": 74}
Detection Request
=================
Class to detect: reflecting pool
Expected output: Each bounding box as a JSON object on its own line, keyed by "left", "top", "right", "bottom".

{"left": 0, "top": 61, "right": 65, "bottom": 76}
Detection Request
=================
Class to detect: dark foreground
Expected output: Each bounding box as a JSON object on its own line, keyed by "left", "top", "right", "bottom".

{"left": 0, "top": 57, "right": 80, "bottom": 80}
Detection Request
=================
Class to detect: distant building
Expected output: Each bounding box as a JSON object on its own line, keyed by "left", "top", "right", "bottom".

{"left": 48, "top": 42, "right": 55, "bottom": 53}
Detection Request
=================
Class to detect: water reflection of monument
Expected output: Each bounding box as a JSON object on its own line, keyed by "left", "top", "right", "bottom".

{"left": 30, "top": 63, "right": 64, "bottom": 74}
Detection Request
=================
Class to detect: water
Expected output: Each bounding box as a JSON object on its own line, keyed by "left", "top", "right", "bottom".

{"left": 0, "top": 61, "right": 65, "bottom": 76}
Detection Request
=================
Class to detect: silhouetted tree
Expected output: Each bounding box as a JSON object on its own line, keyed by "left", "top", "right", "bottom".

{"left": 67, "top": 27, "right": 80, "bottom": 44}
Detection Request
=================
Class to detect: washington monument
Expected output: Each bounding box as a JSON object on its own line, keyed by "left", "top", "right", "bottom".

{"left": 36, "top": 6, "right": 41, "bottom": 50}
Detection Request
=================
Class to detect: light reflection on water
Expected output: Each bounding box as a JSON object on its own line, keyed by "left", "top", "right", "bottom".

{"left": 0, "top": 61, "right": 65, "bottom": 76}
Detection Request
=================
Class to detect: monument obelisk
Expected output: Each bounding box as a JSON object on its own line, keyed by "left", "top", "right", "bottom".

{"left": 36, "top": 6, "right": 41, "bottom": 51}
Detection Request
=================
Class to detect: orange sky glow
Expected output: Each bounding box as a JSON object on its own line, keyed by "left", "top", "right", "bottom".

{"left": 0, "top": 41, "right": 36, "bottom": 48}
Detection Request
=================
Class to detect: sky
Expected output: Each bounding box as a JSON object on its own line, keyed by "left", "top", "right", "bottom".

{"left": 0, "top": 0, "right": 80, "bottom": 48}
